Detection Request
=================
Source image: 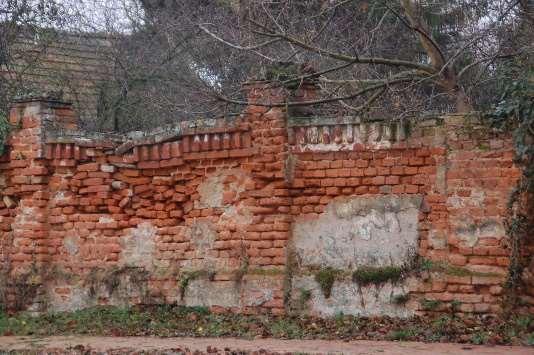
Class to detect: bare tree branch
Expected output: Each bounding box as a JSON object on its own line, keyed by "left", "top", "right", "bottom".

{"left": 458, "top": 51, "right": 526, "bottom": 80}
{"left": 212, "top": 77, "right": 417, "bottom": 107}
{"left": 199, "top": 23, "right": 281, "bottom": 51}
{"left": 248, "top": 18, "right": 437, "bottom": 73}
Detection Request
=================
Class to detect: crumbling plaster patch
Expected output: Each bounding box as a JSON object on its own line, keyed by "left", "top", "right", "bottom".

{"left": 63, "top": 234, "right": 80, "bottom": 256}
{"left": 12, "top": 205, "right": 41, "bottom": 249}
{"left": 292, "top": 275, "right": 416, "bottom": 317}
{"left": 292, "top": 195, "right": 422, "bottom": 269}
{"left": 183, "top": 275, "right": 281, "bottom": 309}
{"left": 289, "top": 195, "right": 421, "bottom": 317}
{"left": 195, "top": 169, "right": 250, "bottom": 209}
{"left": 53, "top": 191, "right": 67, "bottom": 202}
{"left": 45, "top": 268, "right": 151, "bottom": 312}
{"left": 45, "top": 284, "right": 93, "bottom": 312}
{"left": 454, "top": 218, "right": 506, "bottom": 248}
{"left": 120, "top": 222, "right": 157, "bottom": 269}
{"left": 182, "top": 169, "right": 254, "bottom": 271}
{"left": 241, "top": 276, "right": 282, "bottom": 307}
{"left": 184, "top": 279, "right": 240, "bottom": 308}
{"left": 189, "top": 219, "right": 217, "bottom": 253}
{"left": 429, "top": 229, "right": 448, "bottom": 250}
{"left": 447, "top": 189, "right": 485, "bottom": 209}
{"left": 181, "top": 218, "right": 240, "bottom": 270}
{"left": 196, "top": 175, "right": 225, "bottom": 209}
{"left": 220, "top": 203, "right": 253, "bottom": 226}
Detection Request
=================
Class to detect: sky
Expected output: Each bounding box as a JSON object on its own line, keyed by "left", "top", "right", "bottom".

{"left": 61, "top": 0, "right": 144, "bottom": 32}
{"left": 0, "top": 0, "right": 144, "bottom": 33}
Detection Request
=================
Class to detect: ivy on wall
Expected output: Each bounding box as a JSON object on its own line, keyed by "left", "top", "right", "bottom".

{"left": 0, "top": 112, "right": 10, "bottom": 156}
{"left": 485, "top": 65, "right": 534, "bottom": 311}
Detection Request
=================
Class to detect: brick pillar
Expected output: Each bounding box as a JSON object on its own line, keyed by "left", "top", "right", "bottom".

{"left": 241, "top": 80, "right": 323, "bottom": 314}
{"left": 0, "top": 97, "right": 76, "bottom": 311}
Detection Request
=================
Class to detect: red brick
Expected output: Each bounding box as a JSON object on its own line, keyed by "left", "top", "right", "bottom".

{"left": 82, "top": 178, "right": 104, "bottom": 186}
{"left": 404, "top": 166, "right": 418, "bottom": 175}
{"left": 22, "top": 166, "right": 48, "bottom": 175}
{"left": 385, "top": 176, "right": 399, "bottom": 185}
{"left": 364, "top": 167, "right": 377, "bottom": 176}
{"left": 391, "top": 185, "right": 404, "bottom": 193}
{"left": 405, "top": 185, "right": 418, "bottom": 193}
{"left": 138, "top": 161, "right": 160, "bottom": 169}
{"left": 78, "top": 163, "right": 99, "bottom": 171}
{"left": 1, "top": 90, "right": 520, "bottom": 317}
{"left": 448, "top": 254, "right": 467, "bottom": 266}
{"left": 372, "top": 176, "right": 385, "bottom": 185}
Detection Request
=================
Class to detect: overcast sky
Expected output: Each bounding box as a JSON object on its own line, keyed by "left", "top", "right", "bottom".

{"left": 60, "top": 0, "right": 144, "bottom": 32}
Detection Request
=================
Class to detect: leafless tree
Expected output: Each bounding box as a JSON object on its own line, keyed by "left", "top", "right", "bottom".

{"left": 198, "top": 0, "right": 532, "bottom": 120}
{"left": 1, "top": 0, "right": 532, "bottom": 131}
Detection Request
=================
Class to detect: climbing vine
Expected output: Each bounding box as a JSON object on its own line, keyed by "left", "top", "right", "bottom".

{"left": 0, "top": 111, "right": 10, "bottom": 156}
{"left": 485, "top": 64, "right": 534, "bottom": 311}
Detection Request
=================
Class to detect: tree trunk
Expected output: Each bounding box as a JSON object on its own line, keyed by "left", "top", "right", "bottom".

{"left": 454, "top": 87, "right": 473, "bottom": 113}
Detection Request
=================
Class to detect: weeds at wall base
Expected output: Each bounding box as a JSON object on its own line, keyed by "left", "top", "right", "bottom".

{"left": 0, "top": 305, "right": 533, "bottom": 346}
{"left": 314, "top": 268, "right": 339, "bottom": 299}
{"left": 392, "top": 294, "right": 409, "bottom": 305}
{"left": 420, "top": 299, "right": 442, "bottom": 311}
{"left": 85, "top": 266, "right": 150, "bottom": 302}
{"left": 352, "top": 266, "right": 403, "bottom": 285}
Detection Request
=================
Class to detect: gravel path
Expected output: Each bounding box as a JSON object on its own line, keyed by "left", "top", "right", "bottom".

{"left": 0, "top": 336, "right": 532, "bottom": 354}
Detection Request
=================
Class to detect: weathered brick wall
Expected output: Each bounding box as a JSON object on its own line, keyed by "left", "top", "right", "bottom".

{"left": 286, "top": 113, "right": 522, "bottom": 316}
{"left": 0, "top": 82, "right": 530, "bottom": 317}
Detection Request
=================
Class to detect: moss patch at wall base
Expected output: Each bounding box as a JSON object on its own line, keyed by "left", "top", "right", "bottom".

{"left": 352, "top": 266, "right": 403, "bottom": 285}
{"left": 314, "top": 268, "right": 340, "bottom": 299}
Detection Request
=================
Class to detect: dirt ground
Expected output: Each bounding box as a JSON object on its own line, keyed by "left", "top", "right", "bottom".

{"left": 0, "top": 336, "right": 532, "bottom": 354}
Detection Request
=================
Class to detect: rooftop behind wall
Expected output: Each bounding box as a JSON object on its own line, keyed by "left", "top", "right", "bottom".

{"left": 1, "top": 30, "right": 112, "bottom": 127}
{"left": 0, "top": 81, "right": 531, "bottom": 317}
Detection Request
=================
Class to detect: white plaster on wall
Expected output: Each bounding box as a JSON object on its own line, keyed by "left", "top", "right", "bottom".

{"left": 292, "top": 195, "right": 422, "bottom": 269}
{"left": 292, "top": 275, "right": 416, "bottom": 318}
{"left": 120, "top": 222, "right": 157, "bottom": 269}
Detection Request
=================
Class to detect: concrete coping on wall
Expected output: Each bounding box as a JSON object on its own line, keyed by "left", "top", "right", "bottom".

{"left": 44, "top": 115, "right": 249, "bottom": 154}
{"left": 287, "top": 112, "right": 481, "bottom": 127}
{"left": 17, "top": 92, "right": 485, "bottom": 157}
{"left": 45, "top": 130, "right": 125, "bottom": 148}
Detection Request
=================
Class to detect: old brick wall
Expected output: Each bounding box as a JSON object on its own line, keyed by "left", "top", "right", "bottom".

{"left": 0, "top": 82, "right": 530, "bottom": 317}
{"left": 286, "top": 113, "right": 521, "bottom": 316}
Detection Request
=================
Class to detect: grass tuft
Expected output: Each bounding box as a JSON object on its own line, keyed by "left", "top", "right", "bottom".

{"left": 352, "top": 266, "right": 403, "bottom": 285}
{"left": 420, "top": 298, "right": 442, "bottom": 311}
{"left": 1, "top": 305, "right": 533, "bottom": 345}
{"left": 392, "top": 294, "right": 410, "bottom": 304}
{"left": 314, "top": 268, "right": 340, "bottom": 299}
